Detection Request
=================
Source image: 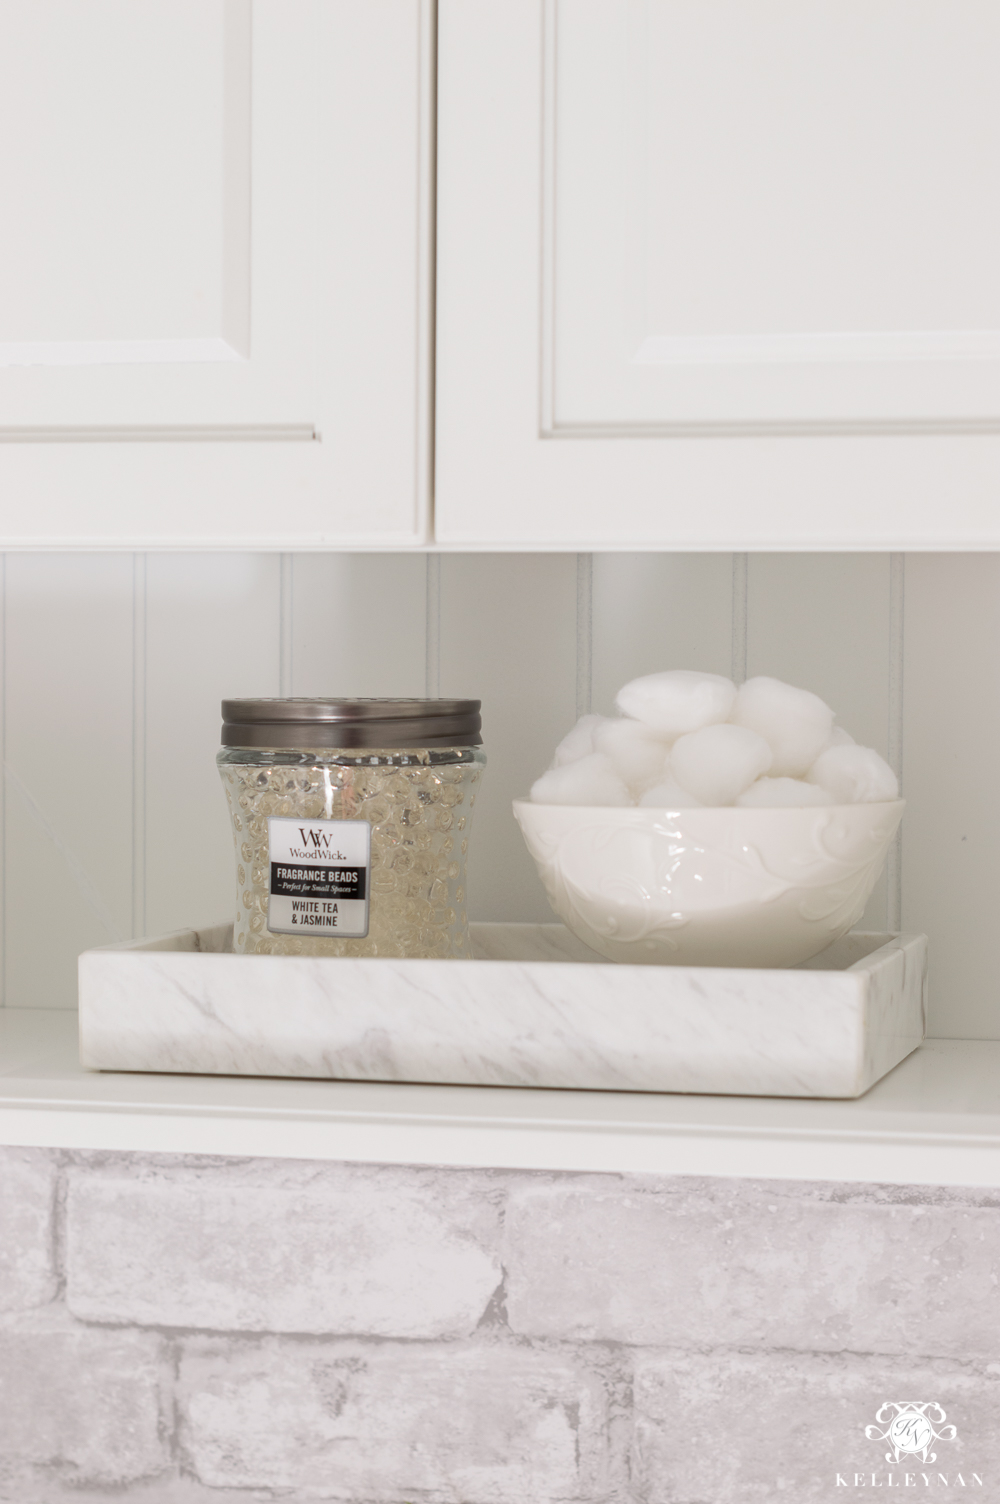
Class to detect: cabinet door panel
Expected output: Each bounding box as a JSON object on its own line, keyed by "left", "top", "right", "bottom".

{"left": 437, "top": 0, "right": 1000, "bottom": 547}
{"left": 0, "top": 2, "right": 250, "bottom": 359}
{"left": 0, "top": 1, "right": 432, "bottom": 546}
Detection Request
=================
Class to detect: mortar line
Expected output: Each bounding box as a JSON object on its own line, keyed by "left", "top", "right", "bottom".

{"left": 51, "top": 1157, "right": 68, "bottom": 1299}
{"left": 887, "top": 552, "right": 905, "bottom": 933}
{"left": 576, "top": 553, "right": 593, "bottom": 719}
{"left": 731, "top": 553, "right": 748, "bottom": 684}
{"left": 425, "top": 553, "right": 441, "bottom": 697}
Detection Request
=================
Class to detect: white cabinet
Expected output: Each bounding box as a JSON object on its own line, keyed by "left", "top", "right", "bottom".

{"left": 0, "top": 0, "right": 433, "bottom": 547}
{"left": 6, "top": 1, "right": 1000, "bottom": 550}
{"left": 435, "top": 0, "right": 1000, "bottom": 549}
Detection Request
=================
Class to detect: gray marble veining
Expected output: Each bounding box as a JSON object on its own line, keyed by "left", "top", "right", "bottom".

{"left": 78, "top": 923, "right": 926, "bottom": 1099}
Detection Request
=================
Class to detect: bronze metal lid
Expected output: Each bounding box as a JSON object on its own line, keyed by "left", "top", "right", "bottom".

{"left": 221, "top": 697, "right": 482, "bottom": 749}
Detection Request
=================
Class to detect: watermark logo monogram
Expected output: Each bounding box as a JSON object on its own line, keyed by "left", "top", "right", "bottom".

{"left": 865, "top": 1403, "right": 958, "bottom": 1465}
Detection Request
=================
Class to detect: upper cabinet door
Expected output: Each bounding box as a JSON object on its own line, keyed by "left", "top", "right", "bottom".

{"left": 436, "top": 0, "right": 1000, "bottom": 548}
{"left": 0, "top": 1, "right": 433, "bottom": 547}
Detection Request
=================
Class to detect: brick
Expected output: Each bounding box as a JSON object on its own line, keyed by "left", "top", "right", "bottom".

{"left": 180, "top": 1339, "right": 607, "bottom": 1502}
{"left": 0, "top": 1149, "right": 57, "bottom": 1312}
{"left": 66, "top": 1164, "right": 501, "bottom": 1337}
{"left": 504, "top": 1181, "right": 1000, "bottom": 1357}
{"left": 0, "top": 1315, "right": 167, "bottom": 1487}
{"left": 632, "top": 1350, "right": 999, "bottom": 1502}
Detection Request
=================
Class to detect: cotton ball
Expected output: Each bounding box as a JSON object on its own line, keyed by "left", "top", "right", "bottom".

{"left": 615, "top": 670, "right": 736, "bottom": 738}
{"left": 670, "top": 724, "right": 773, "bottom": 807}
{"left": 807, "top": 744, "right": 899, "bottom": 804}
{"left": 592, "top": 717, "right": 670, "bottom": 797}
{"left": 530, "top": 752, "right": 632, "bottom": 807}
{"left": 552, "top": 714, "right": 606, "bottom": 767}
{"left": 822, "top": 725, "right": 855, "bottom": 751}
{"left": 731, "top": 676, "right": 834, "bottom": 777}
{"left": 737, "top": 777, "right": 835, "bottom": 808}
{"left": 639, "top": 776, "right": 703, "bottom": 809}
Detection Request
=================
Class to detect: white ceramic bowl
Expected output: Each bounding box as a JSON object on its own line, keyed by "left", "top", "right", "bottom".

{"left": 513, "top": 798, "right": 905, "bottom": 968}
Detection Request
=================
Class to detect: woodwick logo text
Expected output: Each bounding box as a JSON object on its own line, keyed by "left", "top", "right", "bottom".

{"left": 290, "top": 827, "right": 347, "bottom": 861}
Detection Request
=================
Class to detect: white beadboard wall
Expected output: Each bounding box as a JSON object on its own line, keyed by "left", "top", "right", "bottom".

{"left": 0, "top": 551, "right": 989, "bottom": 1040}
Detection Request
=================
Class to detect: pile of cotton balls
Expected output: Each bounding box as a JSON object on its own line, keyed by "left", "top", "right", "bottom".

{"left": 529, "top": 671, "right": 899, "bottom": 809}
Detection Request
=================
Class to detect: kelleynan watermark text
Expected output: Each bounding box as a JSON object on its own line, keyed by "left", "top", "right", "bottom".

{"left": 835, "top": 1473, "right": 983, "bottom": 1488}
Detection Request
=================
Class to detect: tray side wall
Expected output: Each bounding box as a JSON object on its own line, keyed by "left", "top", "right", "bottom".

{"left": 77, "top": 928, "right": 929, "bottom": 1098}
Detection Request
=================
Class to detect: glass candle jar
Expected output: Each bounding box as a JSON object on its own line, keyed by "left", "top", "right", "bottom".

{"left": 218, "top": 698, "right": 484, "bottom": 958}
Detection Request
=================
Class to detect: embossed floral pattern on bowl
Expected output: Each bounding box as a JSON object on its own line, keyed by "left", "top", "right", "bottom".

{"left": 513, "top": 799, "right": 904, "bottom": 968}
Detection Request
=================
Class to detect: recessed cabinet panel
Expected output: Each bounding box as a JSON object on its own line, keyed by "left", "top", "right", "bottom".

{"left": 555, "top": 0, "right": 1000, "bottom": 427}
{"left": 436, "top": 0, "right": 1000, "bottom": 547}
{"left": 0, "top": 1, "right": 433, "bottom": 546}
{"left": 0, "top": 1, "right": 249, "bottom": 358}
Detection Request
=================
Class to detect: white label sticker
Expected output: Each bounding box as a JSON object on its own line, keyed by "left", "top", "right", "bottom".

{"left": 267, "top": 817, "right": 371, "bottom": 938}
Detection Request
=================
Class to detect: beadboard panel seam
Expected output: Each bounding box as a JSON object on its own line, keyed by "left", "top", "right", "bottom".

{"left": 278, "top": 554, "right": 294, "bottom": 698}
{"left": 887, "top": 554, "right": 906, "bottom": 933}
{"left": 743, "top": 553, "right": 894, "bottom": 937}
{"left": 4, "top": 556, "right": 135, "bottom": 1008}
{"left": 438, "top": 554, "right": 577, "bottom": 923}
{"left": 575, "top": 554, "right": 593, "bottom": 719}
{"left": 425, "top": 554, "right": 441, "bottom": 697}
{"left": 731, "top": 554, "right": 748, "bottom": 685}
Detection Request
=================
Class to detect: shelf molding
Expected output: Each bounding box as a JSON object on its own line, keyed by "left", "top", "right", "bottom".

{"left": 3, "top": 1012, "right": 1000, "bottom": 1187}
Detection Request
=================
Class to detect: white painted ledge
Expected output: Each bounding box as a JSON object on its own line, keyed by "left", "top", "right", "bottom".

{"left": 2, "top": 1010, "right": 1000, "bottom": 1187}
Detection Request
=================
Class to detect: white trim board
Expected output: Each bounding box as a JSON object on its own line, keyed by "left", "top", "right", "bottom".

{"left": 2, "top": 1011, "right": 1000, "bottom": 1187}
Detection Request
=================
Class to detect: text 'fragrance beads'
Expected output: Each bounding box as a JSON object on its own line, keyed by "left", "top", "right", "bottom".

{"left": 218, "top": 698, "right": 484, "bottom": 958}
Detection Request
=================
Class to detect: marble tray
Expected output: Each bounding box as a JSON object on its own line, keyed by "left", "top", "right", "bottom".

{"left": 77, "top": 923, "right": 927, "bottom": 1099}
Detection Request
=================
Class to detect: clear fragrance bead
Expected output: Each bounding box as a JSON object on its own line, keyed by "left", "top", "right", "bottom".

{"left": 218, "top": 745, "right": 485, "bottom": 959}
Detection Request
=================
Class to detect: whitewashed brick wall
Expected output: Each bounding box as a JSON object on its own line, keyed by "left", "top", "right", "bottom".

{"left": 1, "top": 1146, "right": 998, "bottom": 1502}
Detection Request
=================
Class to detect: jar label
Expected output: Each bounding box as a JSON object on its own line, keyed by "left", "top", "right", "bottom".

{"left": 266, "top": 817, "right": 371, "bottom": 938}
